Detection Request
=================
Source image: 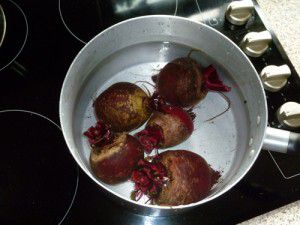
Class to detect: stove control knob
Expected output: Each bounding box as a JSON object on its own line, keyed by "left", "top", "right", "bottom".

{"left": 240, "top": 30, "right": 272, "bottom": 57}
{"left": 260, "top": 64, "right": 291, "bottom": 92}
{"left": 277, "top": 102, "right": 300, "bottom": 128}
{"left": 225, "top": 1, "right": 254, "bottom": 26}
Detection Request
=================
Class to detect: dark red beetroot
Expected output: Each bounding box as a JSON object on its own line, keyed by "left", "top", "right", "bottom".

{"left": 134, "top": 104, "right": 194, "bottom": 154}
{"left": 131, "top": 150, "right": 220, "bottom": 206}
{"left": 154, "top": 57, "right": 231, "bottom": 107}
{"left": 83, "top": 121, "right": 113, "bottom": 148}
{"left": 131, "top": 157, "right": 169, "bottom": 201}
{"left": 94, "top": 82, "right": 152, "bottom": 132}
{"left": 156, "top": 150, "right": 219, "bottom": 206}
{"left": 90, "top": 133, "right": 144, "bottom": 184}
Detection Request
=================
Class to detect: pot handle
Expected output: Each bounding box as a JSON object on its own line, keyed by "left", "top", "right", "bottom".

{"left": 263, "top": 127, "right": 300, "bottom": 154}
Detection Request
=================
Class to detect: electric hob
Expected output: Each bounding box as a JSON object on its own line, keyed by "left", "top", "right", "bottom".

{"left": 0, "top": 0, "right": 300, "bottom": 224}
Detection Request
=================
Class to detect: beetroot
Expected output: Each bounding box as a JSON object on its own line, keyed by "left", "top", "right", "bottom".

{"left": 83, "top": 121, "right": 113, "bottom": 148}
{"left": 89, "top": 133, "right": 144, "bottom": 184}
{"left": 134, "top": 104, "right": 194, "bottom": 154}
{"left": 131, "top": 150, "right": 220, "bottom": 206}
{"left": 154, "top": 150, "right": 220, "bottom": 206}
{"left": 154, "top": 57, "right": 230, "bottom": 107}
{"left": 94, "top": 82, "right": 151, "bottom": 132}
{"left": 131, "top": 158, "right": 169, "bottom": 201}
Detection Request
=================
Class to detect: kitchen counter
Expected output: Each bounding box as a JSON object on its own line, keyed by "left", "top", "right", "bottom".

{"left": 239, "top": 200, "right": 300, "bottom": 224}
{"left": 240, "top": 0, "right": 300, "bottom": 224}
{"left": 257, "top": 0, "right": 300, "bottom": 75}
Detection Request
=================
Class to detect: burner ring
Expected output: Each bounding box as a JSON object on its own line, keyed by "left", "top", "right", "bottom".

{"left": 0, "top": 109, "right": 79, "bottom": 225}
{"left": 0, "top": 0, "right": 28, "bottom": 71}
{"left": 58, "top": 0, "right": 86, "bottom": 45}
{"left": 0, "top": 4, "right": 7, "bottom": 47}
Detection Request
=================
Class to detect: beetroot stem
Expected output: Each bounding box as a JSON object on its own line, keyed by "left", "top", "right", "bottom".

{"left": 134, "top": 80, "right": 155, "bottom": 88}
{"left": 134, "top": 126, "right": 163, "bottom": 154}
{"left": 141, "top": 84, "right": 151, "bottom": 97}
{"left": 203, "top": 65, "right": 231, "bottom": 92}
{"left": 204, "top": 92, "right": 231, "bottom": 122}
{"left": 187, "top": 48, "right": 201, "bottom": 58}
{"left": 131, "top": 158, "right": 168, "bottom": 202}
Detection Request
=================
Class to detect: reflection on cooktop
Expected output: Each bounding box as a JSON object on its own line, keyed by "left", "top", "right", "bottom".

{"left": 59, "top": 0, "right": 201, "bottom": 43}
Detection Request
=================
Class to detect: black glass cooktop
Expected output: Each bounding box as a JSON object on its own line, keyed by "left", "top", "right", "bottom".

{"left": 1, "top": 0, "right": 300, "bottom": 225}
{"left": 0, "top": 110, "right": 78, "bottom": 225}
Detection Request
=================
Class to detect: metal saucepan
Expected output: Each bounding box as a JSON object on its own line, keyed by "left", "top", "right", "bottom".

{"left": 59, "top": 15, "right": 300, "bottom": 216}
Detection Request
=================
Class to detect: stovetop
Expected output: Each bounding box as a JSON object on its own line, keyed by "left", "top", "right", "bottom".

{"left": 0, "top": 0, "right": 300, "bottom": 225}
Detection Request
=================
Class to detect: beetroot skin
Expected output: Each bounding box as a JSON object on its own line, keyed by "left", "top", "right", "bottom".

{"left": 94, "top": 82, "right": 151, "bottom": 132}
{"left": 155, "top": 57, "right": 230, "bottom": 107}
{"left": 154, "top": 150, "right": 220, "bottom": 206}
{"left": 90, "top": 133, "right": 144, "bottom": 184}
